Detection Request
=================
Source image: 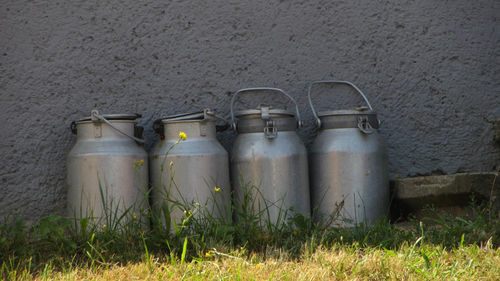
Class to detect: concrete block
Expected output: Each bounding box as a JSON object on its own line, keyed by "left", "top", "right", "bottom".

{"left": 394, "top": 172, "right": 500, "bottom": 216}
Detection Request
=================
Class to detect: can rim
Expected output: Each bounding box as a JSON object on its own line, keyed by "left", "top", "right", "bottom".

{"left": 76, "top": 113, "right": 141, "bottom": 122}
{"left": 235, "top": 108, "right": 295, "bottom": 117}
{"left": 74, "top": 113, "right": 141, "bottom": 123}
{"left": 318, "top": 108, "right": 376, "bottom": 117}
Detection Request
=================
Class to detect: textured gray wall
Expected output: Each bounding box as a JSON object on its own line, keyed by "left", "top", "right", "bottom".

{"left": 1, "top": 0, "right": 499, "bottom": 221}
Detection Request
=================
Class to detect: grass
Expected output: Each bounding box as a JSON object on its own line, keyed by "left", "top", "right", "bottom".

{"left": 2, "top": 137, "right": 498, "bottom": 280}
{"left": 1, "top": 197, "right": 499, "bottom": 280}
{"left": 28, "top": 244, "right": 499, "bottom": 280}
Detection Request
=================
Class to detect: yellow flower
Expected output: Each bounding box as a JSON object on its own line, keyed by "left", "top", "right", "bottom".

{"left": 134, "top": 159, "right": 145, "bottom": 168}
{"left": 179, "top": 131, "right": 187, "bottom": 140}
{"left": 205, "top": 252, "right": 213, "bottom": 258}
{"left": 214, "top": 186, "right": 220, "bottom": 192}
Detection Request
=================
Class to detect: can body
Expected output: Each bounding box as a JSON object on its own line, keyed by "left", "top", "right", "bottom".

{"left": 231, "top": 113, "right": 310, "bottom": 225}
{"left": 67, "top": 119, "right": 148, "bottom": 227}
{"left": 307, "top": 80, "right": 389, "bottom": 227}
{"left": 310, "top": 121, "right": 389, "bottom": 227}
{"left": 150, "top": 120, "right": 231, "bottom": 230}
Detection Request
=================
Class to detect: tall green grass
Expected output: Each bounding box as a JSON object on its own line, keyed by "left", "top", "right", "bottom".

{"left": 1, "top": 191, "right": 499, "bottom": 280}
{"left": 2, "top": 134, "right": 498, "bottom": 279}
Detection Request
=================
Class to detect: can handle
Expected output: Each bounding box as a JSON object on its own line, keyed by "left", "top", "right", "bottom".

{"left": 204, "top": 109, "right": 230, "bottom": 132}
{"left": 307, "top": 80, "right": 373, "bottom": 128}
{"left": 91, "top": 110, "right": 145, "bottom": 143}
{"left": 230, "top": 87, "right": 302, "bottom": 131}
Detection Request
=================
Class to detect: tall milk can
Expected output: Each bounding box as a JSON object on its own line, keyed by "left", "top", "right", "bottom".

{"left": 67, "top": 110, "right": 149, "bottom": 227}
{"left": 308, "top": 80, "right": 389, "bottom": 227}
{"left": 150, "top": 109, "right": 231, "bottom": 230}
{"left": 231, "top": 88, "right": 310, "bottom": 225}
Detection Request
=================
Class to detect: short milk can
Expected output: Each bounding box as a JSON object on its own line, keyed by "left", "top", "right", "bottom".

{"left": 231, "top": 88, "right": 310, "bottom": 225}
{"left": 67, "top": 110, "right": 149, "bottom": 227}
{"left": 308, "top": 80, "right": 389, "bottom": 227}
{"left": 150, "top": 109, "right": 231, "bottom": 230}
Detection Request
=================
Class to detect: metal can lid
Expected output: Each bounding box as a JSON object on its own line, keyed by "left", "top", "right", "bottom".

{"left": 70, "top": 111, "right": 141, "bottom": 135}
{"left": 154, "top": 109, "right": 229, "bottom": 136}
{"left": 317, "top": 107, "right": 379, "bottom": 131}
{"left": 153, "top": 109, "right": 225, "bottom": 137}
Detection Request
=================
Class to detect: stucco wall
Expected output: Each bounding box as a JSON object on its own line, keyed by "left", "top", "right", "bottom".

{"left": 1, "top": 0, "right": 499, "bottom": 221}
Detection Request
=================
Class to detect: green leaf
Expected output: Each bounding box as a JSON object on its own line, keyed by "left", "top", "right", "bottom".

{"left": 181, "top": 237, "right": 188, "bottom": 265}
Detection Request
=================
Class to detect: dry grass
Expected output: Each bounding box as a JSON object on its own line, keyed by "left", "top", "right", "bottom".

{"left": 31, "top": 243, "right": 500, "bottom": 281}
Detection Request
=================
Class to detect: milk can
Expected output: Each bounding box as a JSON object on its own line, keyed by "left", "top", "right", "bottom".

{"left": 231, "top": 88, "right": 310, "bottom": 225}
{"left": 308, "top": 80, "right": 389, "bottom": 227}
{"left": 67, "top": 109, "right": 149, "bottom": 228}
{"left": 150, "top": 109, "right": 231, "bottom": 230}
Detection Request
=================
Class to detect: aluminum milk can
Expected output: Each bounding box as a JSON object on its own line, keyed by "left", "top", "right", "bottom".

{"left": 308, "top": 80, "right": 389, "bottom": 227}
{"left": 231, "top": 88, "right": 310, "bottom": 225}
{"left": 150, "top": 109, "right": 231, "bottom": 230}
{"left": 67, "top": 110, "right": 149, "bottom": 227}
